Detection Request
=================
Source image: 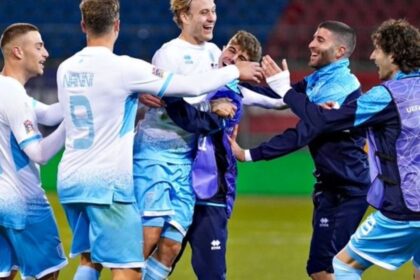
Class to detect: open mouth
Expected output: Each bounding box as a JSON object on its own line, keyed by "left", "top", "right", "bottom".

{"left": 310, "top": 52, "right": 318, "bottom": 59}
{"left": 203, "top": 25, "right": 213, "bottom": 32}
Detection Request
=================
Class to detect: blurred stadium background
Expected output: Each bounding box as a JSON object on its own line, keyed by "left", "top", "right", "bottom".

{"left": 1, "top": 0, "right": 418, "bottom": 279}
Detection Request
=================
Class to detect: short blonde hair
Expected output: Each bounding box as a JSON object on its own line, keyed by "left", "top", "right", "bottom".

{"left": 170, "top": 0, "right": 193, "bottom": 29}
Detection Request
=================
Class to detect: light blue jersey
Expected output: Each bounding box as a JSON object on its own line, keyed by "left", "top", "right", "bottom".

{"left": 134, "top": 38, "right": 221, "bottom": 240}
{"left": 304, "top": 59, "right": 360, "bottom": 105}
{"left": 134, "top": 38, "right": 221, "bottom": 165}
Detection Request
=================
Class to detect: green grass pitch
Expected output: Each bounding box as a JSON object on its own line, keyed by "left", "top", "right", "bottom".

{"left": 48, "top": 194, "right": 412, "bottom": 279}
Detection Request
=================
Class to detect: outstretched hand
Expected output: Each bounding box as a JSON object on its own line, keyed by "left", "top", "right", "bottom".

{"left": 228, "top": 125, "right": 246, "bottom": 162}
{"left": 261, "top": 55, "right": 291, "bottom": 98}
{"left": 262, "top": 55, "right": 288, "bottom": 78}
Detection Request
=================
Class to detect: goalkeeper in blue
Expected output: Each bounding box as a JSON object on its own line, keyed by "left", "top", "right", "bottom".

{"left": 235, "top": 18, "right": 420, "bottom": 280}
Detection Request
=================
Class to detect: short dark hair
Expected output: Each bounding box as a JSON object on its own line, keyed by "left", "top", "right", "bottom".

{"left": 0, "top": 23, "right": 38, "bottom": 49}
{"left": 372, "top": 19, "right": 420, "bottom": 73}
{"left": 228, "top": 30, "right": 262, "bottom": 62}
{"left": 80, "top": 0, "right": 120, "bottom": 36}
{"left": 318, "top": 20, "right": 356, "bottom": 58}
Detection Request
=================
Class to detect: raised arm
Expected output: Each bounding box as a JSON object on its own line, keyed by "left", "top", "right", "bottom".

{"left": 239, "top": 86, "right": 287, "bottom": 109}
{"left": 230, "top": 118, "right": 319, "bottom": 162}
{"left": 123, "top": 57, "right": 263, "bottom": 99}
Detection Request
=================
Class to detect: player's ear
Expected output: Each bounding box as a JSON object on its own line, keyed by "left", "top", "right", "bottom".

{"left": 180, "top": 11, "right": 190, "bottom": 25}
{"left": 81, "top": 20, "right": 87, "bottom": 34}
{"left": 113, "top": 19, "right": 120, "bottom": 33}
{"left": 12, "top": 46, "right": 23, "bottom": 60}
{"left": 336, "top": 45, "right": 346, "bottom": 59}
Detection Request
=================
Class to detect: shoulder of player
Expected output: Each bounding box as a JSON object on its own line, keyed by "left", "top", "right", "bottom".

{"left": 0, "top": 76, "right": 26, "bottom": 98}
{"left": 154, "top": 39, "right": 188, "bottom": 58}
{"left": 205, "top": 41, "right": 221, "bottom": 52}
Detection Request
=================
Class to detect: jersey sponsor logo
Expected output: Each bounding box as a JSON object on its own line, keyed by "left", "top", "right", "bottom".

{"left": 152, "top": 67, "right": 165, "bottom": 78}
{"left": 23, "top": 120, "right": 35, "bottom": 135}
{"left": 183, "top": 54, "right": 193, "bottom": 65}
{"left": 319, "top": 217, "right": 329, "bottom": 228}
{"left": 211, "top": 239, "right": 221, "bottom": 250}
{"left": 63, "top": 72, "right": 94, "bottom": 88}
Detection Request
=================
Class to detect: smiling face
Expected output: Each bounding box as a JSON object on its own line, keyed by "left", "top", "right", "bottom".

{"left": 181, "top": 0, "right": 216, "bottom": 44}
{"left": 369, "top": 42, "right": 398, "bottom": 81}
{"left": 20, "top": 31, "right": 49, "bottom": 78}
{"left": 218, "top": 43, "right": 250, "bottom": 67}
{"left": 308, "top": 27, "right": 340, "bottom": 69}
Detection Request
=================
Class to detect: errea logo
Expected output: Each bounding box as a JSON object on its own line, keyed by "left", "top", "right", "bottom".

{"left": 211, "top": 240, "right": 221, "bottom": 250}
{"left": 184, "top": 55, "right": 193, "bottom": 64}
{"left": 319, "top": 217, "right": 329, "bottom": 228}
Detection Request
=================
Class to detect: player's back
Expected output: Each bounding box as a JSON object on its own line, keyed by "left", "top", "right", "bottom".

{"left": 57, "top": 47, "right": 139, "bottom": 204}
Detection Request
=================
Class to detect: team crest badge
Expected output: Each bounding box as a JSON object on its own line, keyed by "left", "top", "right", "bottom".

{"left": 23, "top": 120, "right": 35, "bottom": 135}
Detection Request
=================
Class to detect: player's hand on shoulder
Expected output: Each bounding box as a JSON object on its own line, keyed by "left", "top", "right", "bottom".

{"left": 211, "top": 98, "right": 237, "bottom": 118}
{"left": 235, "top": 61, "right": 264, "bottom": 84}
{"left": 139, "top": 93, "right": 165, "bottom": 108}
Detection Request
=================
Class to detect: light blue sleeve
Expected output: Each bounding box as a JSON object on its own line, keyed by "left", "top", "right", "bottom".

{"left": 313, "top": 82, "right": 349, "bottom": 105}
{"left": 354, "top": 86, "right": 392, "bottom": 126}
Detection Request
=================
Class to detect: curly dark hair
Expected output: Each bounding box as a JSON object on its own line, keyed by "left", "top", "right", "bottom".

{"left": 80, "top": 0, "right": 120, "bottom": 36}
{"left": 371, "top": 19, "right": 420, "bottom": 73}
